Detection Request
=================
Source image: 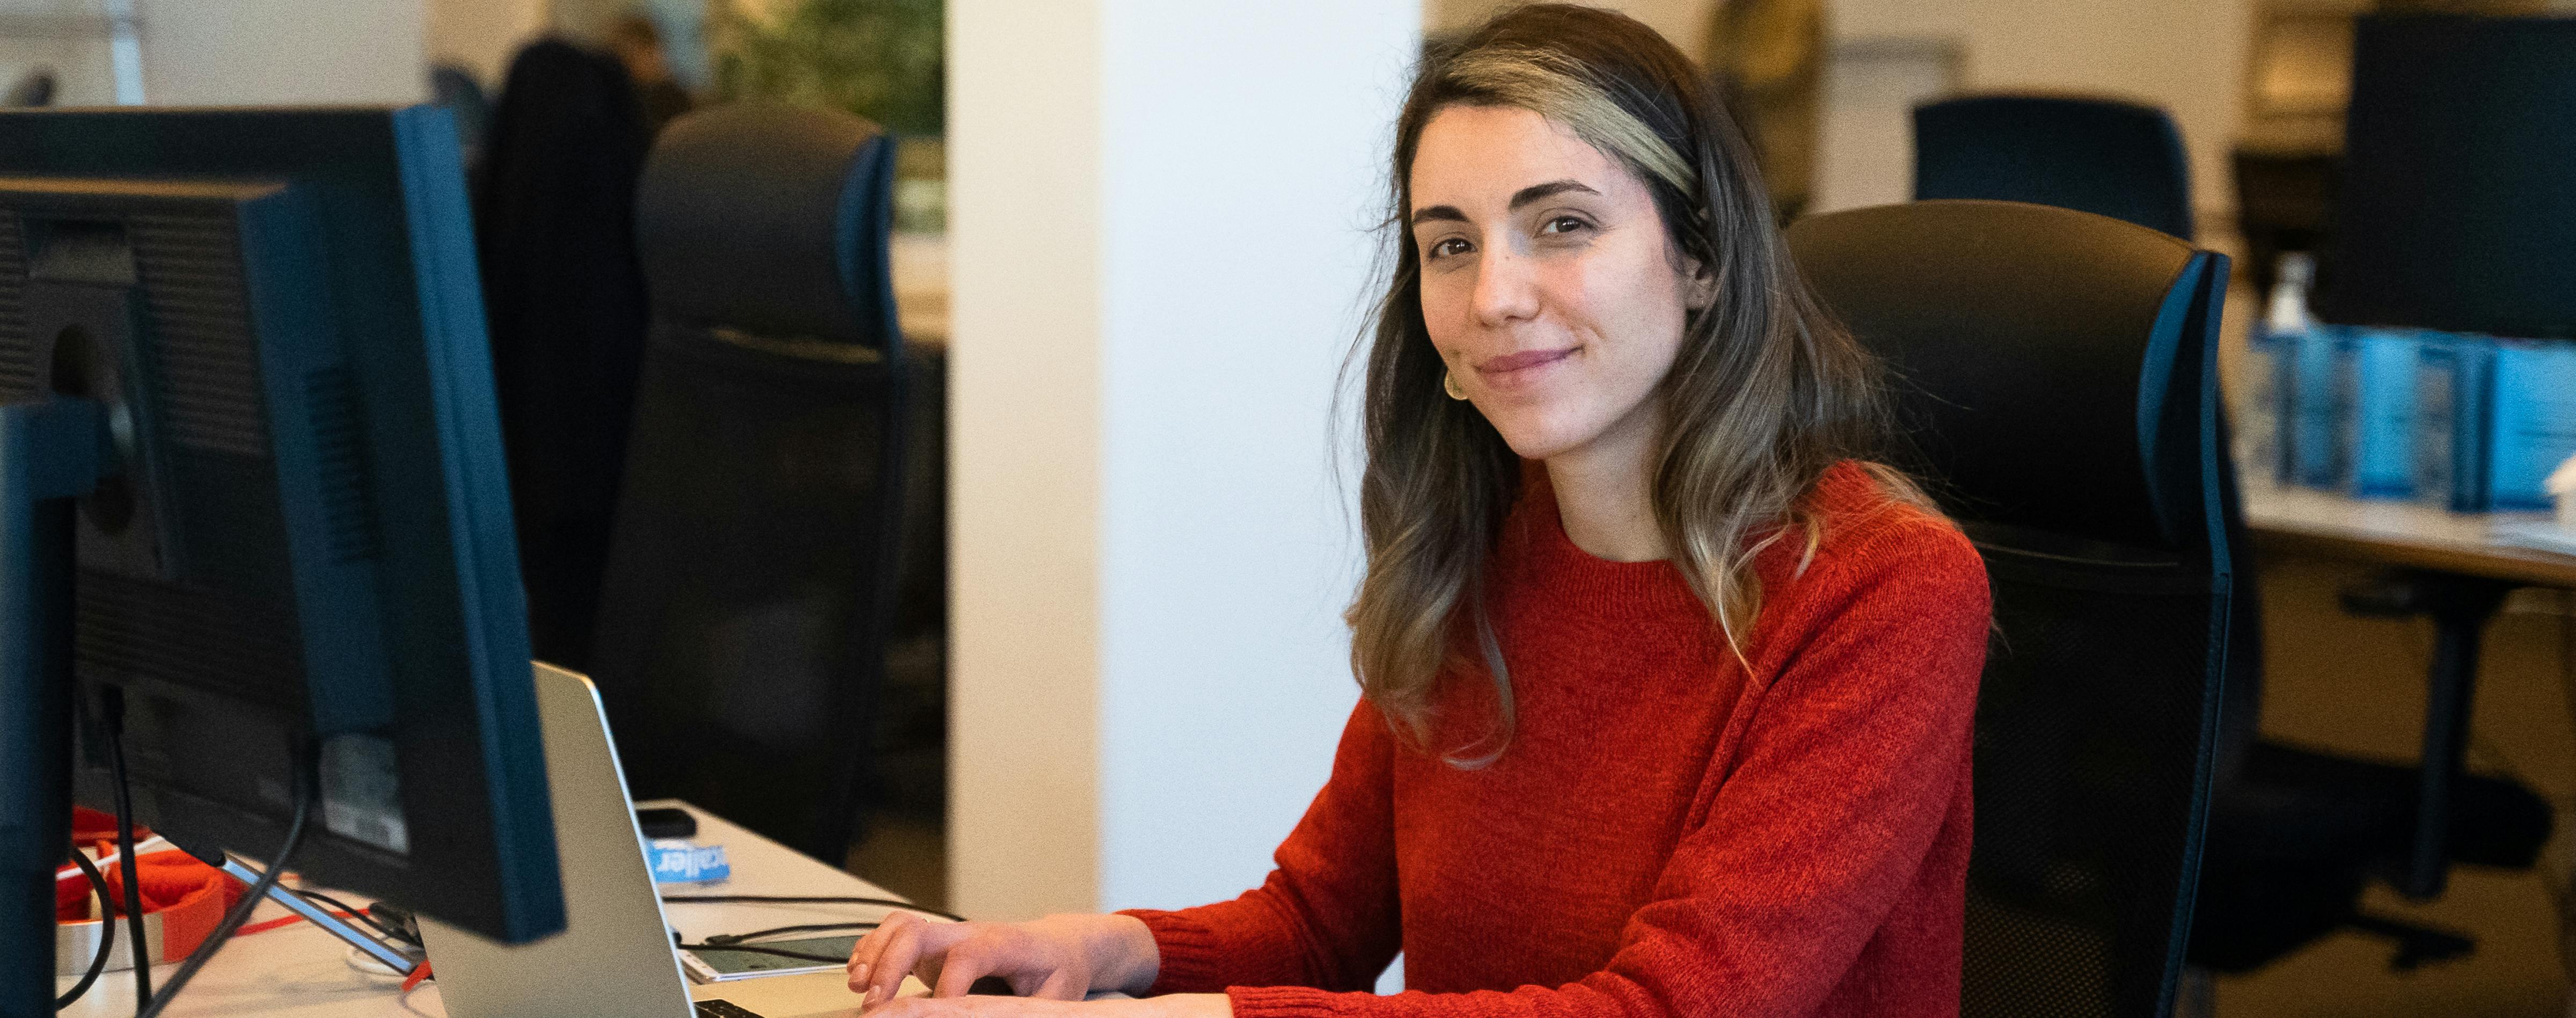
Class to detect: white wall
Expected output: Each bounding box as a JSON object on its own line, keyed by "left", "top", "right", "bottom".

{"left": 426, "top": 0, "right": 547, "bottom": 91}
{"left": 1093, "top": 0, "right": 1409, "bottom": 913}
{"left": 948, "top": 0, "right": 1415, "bottom": 920}
{"left": 0, "top": 0, "right": 123, "bottom": 105}
{"left": 136, "top": 0, "right": 425, "bottom": 105}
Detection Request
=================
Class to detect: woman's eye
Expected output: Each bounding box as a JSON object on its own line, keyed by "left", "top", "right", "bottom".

{"left": 1540, "top": 215, "right": 1591, "bottom": 235}
{"left": 1427, "top": 237, "right": 1472, "bottom": 259}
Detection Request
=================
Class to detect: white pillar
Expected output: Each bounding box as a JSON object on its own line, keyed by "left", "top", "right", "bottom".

{"left": 948, "top": 0, "right": 1419, "bottom": 920}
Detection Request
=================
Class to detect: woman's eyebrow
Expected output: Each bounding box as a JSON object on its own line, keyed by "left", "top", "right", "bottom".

{"left": 1509, "top": 179, "right": 1598, "bottom": 209}
{"left": 1409, "top": 179, "right": 1599, "bottom": 227}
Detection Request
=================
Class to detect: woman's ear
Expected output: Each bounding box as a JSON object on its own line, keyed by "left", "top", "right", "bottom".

{"left": 1681, "top": 260, "right": 1718, "bottom": 312}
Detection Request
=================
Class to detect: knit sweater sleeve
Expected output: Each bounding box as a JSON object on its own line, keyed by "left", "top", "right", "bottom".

{"left": 1211, "top": 523, "right": 1988, "bottom": 1018}
{"left": 1117, "top": 701, "right": 1404, "bottom": 995}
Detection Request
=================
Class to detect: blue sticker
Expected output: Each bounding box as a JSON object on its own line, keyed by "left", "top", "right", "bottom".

{"left": 650, "top": 840, "right": 731, "bottom": 884}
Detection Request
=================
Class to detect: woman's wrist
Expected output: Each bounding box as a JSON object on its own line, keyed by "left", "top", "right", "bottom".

{"left": 1087, "top": 912, "right": 1161, "bottom": 995}
{"left": 1018, "top": 912, "right": 1160, "bottom": 997}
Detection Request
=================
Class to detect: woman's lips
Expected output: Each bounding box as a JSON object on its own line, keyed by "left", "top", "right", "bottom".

{"left": 1475, "top": 347, "right": 1576, "bottom": 377}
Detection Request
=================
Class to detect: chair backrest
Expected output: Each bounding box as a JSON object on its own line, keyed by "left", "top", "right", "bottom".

{"left": 1789, "top": 200, "right": 2236, "bottom": 1018}
{"left": 477, "top": 39, "right": 655, "bottom": 671}
{"left": 588, "top": 103, "right": 906, "bottom": 864}
{"left": 1914, "top": 94, "right": 2196, "bottom": 239}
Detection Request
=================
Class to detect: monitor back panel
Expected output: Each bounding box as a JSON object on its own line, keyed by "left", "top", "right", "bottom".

{"left": 0, "top": 107, "right": 559, "bottom": 942}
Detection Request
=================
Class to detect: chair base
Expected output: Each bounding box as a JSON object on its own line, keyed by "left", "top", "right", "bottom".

{"left": 2347, "top": 912, "right": 2475, "bottom": 972}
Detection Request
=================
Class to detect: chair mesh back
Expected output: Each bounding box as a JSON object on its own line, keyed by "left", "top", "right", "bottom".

{"left": 590, "top": 331, "right": 901, "bottom": 862}
{"left": 1962, "top": 539, "right": 2224, "bottom": 1018}
{"left": 1789, "top": 201, "right": 2234, "bottom": 1018}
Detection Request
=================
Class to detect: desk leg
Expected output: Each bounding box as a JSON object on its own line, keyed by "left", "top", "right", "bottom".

{"left": 2343, "top": 569, "right": 2518, "bottom": 901}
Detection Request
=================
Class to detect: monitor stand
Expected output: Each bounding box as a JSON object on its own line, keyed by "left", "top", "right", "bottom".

{"left": 216, "top": 856, "right": 420, "bottom": 977}
{"left": 0, "top": 397, "right": 105, "bottom": 1016}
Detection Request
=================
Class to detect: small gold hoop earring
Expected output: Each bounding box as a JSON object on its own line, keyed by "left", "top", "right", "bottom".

{"left": 1443, "top": 371, "right": 1468, "bottom": 401}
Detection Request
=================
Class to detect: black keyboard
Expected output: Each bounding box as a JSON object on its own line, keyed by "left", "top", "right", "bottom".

{"left": 697, "top": 1001, "right": 769, "bottom": 1018}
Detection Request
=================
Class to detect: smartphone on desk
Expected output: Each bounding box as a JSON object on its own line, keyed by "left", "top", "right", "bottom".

{"left": 639, "top": 806, "right": 699, "bottom": 840}
{"left": 682, "top": 934, "right": 859, "bottom": 983}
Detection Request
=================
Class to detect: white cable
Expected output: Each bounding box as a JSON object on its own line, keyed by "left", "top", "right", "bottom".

{"left": 344, "top": 943, "right": 419, "bottom": 981}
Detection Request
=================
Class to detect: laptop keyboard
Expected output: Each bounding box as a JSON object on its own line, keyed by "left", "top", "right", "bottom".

{"left": 696, "top": 1001, "right": 769, "bottom": 1018}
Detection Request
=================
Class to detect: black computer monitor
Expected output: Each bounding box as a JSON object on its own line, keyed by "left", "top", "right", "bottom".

{"left": 2320, "top": 14, "right": 2576, "bottom": 338}
{"left": 0, "top": 107, "right": 564, "bottom": 1008}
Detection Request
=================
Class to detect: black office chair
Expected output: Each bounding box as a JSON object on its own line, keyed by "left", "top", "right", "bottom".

{"left": 477, "top": 40, "right": 656, "bottom": 673}
{"left": 1791, "top": 200, "right": 2231, "bottom": 1017}
{"left": 1913, "top": 95, "right": 2196, "bottom": 239}
{"left": 1790, "top": 201, "right": 2553, "bottom": 1013}
{"left": 586, "top": 104, "right": 908, "bottom": 864}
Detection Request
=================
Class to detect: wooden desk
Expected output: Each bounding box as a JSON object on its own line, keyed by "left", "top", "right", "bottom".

{"left": 2239, "top": 475, "right": 2576, "bottom": 589}
{"left": 56, "top": 802, "right": 916, "bottom": 1017}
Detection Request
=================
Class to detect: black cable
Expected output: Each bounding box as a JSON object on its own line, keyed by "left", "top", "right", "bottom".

{"left": 291, "top": 888, "right": 416, "bottom": 947}
{"left": 702, "top": 920, "right": 880, "bottom": 946}
{"left": 659, "top": 894, "right": 964, "bottom": 922}
{"left": 134, "top": 754, "right": 316, "bottom": 1018}
{"left": 56, "top": 846, "right": 116, "bottom": 1010}
{"left": 101, "top": 688, "right": 151, "bottom": 1013}
{"left": 674, "top": 942, "right": 854, "bottom": 964}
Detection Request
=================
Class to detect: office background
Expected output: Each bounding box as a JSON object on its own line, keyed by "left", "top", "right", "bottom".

{"left": 11, "top": 1, "right": 2576, "bottom": 1015}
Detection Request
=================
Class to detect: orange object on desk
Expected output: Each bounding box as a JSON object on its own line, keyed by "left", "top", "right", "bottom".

{"left": 54, "top": 806, "right": 245, "bottom": 972}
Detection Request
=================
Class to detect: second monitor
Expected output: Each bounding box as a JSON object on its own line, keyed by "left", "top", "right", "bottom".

{"left": 0, "top": 106, "right": 565, "bottom": 1009}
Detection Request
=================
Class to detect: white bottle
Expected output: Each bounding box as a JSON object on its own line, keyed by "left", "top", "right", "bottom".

{"left": 2264, "top": 252, "right": 2318, "bottom": 338}
{"left": 2242, "top": 252, "right": 2316, "bottom": 480}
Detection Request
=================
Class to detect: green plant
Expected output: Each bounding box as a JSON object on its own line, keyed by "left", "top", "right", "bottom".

{"left": 712, "top": 0, "right": 943, "bottom": 136}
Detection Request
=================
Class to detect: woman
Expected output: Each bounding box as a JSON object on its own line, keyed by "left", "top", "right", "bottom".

{"left": 852, "top": 6, "right": 1988, "bottom": 1016}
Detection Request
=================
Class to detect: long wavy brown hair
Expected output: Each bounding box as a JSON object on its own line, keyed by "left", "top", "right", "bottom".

{"left": 1347, "top": 4, "right": 1909, "bottom": 761}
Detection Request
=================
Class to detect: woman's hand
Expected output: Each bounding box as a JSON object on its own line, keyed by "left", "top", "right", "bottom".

{"left": 847, "top": 911, "right": 1162, "bottom": 1007}
{"left": 866, "top": 992, "right": 1231, "bottom": 1018}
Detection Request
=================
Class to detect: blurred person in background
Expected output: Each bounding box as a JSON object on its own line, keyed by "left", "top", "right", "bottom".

{"left": 845, "top": 6, "right": 1989, "bottom": 1018}
{"left": 610, "top": 13, "right": 696, "bottom": 136}
{"left": 1702, "top": 0, "right": 1821, "bottom": 222}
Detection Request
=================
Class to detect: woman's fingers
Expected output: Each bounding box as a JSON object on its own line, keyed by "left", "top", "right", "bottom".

{"left": 1026, "top": 969, "right": 1086, "bottom": 1001}
{"left": 847, "top": 913, "right": 904, "bottom": 986}
{"left": 866, "top": 912, "right": 936, "bottom": 1004}
{"left": 930, "top": 939, "right": 998, "bottom": 999}
{"left": 853, "top": 914, "right": 1096, "bottom": 1010}
{"left": 933, "top": 925, "right": 1081, "bottom": 1000}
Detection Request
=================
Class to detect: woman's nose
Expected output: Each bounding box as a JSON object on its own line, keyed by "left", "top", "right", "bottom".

{"left": 1470, "top": 245, "right": 1540, "bottom": 327}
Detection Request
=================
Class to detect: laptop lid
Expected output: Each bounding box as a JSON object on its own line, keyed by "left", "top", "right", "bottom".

{"left": 419, "top": 664, "right": 697, "bottom": 1017}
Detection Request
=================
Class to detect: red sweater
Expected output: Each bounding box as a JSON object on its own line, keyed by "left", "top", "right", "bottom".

{"left": 1121, "top": 461, "right": 1990, "bottom": 1018}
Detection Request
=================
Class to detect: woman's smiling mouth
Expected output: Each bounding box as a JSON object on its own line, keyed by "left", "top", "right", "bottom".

{"left": 1476, "top": 346, "right": 1578, "bottom": 381}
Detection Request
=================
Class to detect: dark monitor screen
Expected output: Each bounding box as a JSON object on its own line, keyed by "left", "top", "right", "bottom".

{"left": 2321, "top": 15, "right": 2576, "bottom": 337}
{"left": 0, "top": 107, "right": 564, "bottom": 949}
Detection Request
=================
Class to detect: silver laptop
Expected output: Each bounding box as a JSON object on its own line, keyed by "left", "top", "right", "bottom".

{"left": 418, "top": 664, "right": 866, "bottom": 1018}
